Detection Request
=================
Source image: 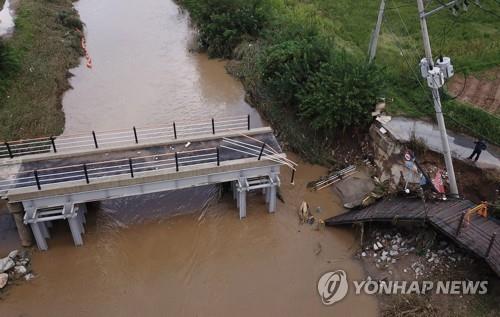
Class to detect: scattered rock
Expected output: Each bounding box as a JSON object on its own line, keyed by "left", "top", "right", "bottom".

{"left": 24, "top": 273, "right": 35, "bottom": 281}
{"left": 358, "top": 228, "right": 471, "bottom": 279}
{"left": 14, "top": 265, "right": 27, "bottom": 275}
{"left": 8, "top": 250, "right": 19, "bottom": 259}
{"left": 0, "top": 257, "right": 15, "bottom": 273}
{"left": 0, "top": 250, "right": 33, "bottom": 290}
{"left": 0, "top": 273, "right": 8, "bottom": 289}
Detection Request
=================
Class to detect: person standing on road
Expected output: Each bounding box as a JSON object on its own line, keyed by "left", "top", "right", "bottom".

{"left": 468, "top": 139, "right": 487, "bottom": 162}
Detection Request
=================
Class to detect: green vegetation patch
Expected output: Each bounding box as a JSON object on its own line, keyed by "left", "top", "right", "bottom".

{"left": 0, "top": 0, "right": 82, "bottom": 140}
{"left": 180, "top": 0, "right": 500, "bottom": 152}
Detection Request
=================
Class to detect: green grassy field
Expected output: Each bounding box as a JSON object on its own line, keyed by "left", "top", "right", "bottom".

{"left": 269, "top": 0, "right": 500, "bottom": 141}
{"left": 181, "top": 0, "right": 500, "bottom": 150}
{"left": 0, "top": 0, "right": 82, "bottom": 140}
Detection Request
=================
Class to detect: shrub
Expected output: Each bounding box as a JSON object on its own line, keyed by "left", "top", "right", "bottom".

{"left": 0, "top": 39, "right": 20, "bottom": 95}
{"left": 57, "top": 10, "right": 83, "bottom": 30}
{"left": 257, "top": 37, "right": 330, "bottom": 107}
{"left": 184, "top": 0, "right": 266, "bottom": 58}
{"left": 297, "top": 55, "right": 385, "bottom": 132}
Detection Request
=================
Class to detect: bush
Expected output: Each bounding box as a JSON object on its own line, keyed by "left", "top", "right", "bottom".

{"left": 0, "top": 39, "right": 20, "bottom": 95}
{"left": 57, "top": 10, "right": 83, "bottom": 30}
{"left": 183, "top": 0, "right": 266, "bottom": 58}
{"left": 297, "top": 56, "right": 385, "bottom": 132}
{"left": 257, "top": 37, "right": 330, "bottom": 107}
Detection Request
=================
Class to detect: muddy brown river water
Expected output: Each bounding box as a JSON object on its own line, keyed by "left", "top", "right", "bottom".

{"left": 0, "top": 0, "right": 378, "bottom": 315}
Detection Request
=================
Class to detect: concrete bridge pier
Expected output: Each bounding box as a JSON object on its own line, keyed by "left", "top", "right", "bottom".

{"left": 235, "top": 178, "right": 247, "bottom": 219}
{"left": 68, "top": 216, "right": 84, "bottom": 247}
{"left": 268, "top": 183, "right": 277, "bottom": 213}
{"left": 30, "top": 222, "right": 49, "bottom": 251}
{"left": 234, "top": 175, "right": 279, "bottom": 219}
{"left": 7, "top": 202, "right": 33, "bottom": 247}
{"left": 66, "top": 203, "right": 86, "bottom": 247}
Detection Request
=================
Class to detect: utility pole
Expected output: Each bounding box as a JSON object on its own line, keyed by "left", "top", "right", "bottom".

{"left": 368, "top": 0, "right": 386, "bottom": 64}
{"left": 416, "top": 0, "right": 459, "bottom": 197}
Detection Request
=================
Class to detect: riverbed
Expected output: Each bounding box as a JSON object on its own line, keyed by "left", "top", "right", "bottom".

{"left": 0, "top": 0, "right": 377, "bottom": 315}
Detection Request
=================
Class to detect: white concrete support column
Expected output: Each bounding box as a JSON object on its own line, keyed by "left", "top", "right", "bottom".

{"left": 77, "top": 210, "right": 86, "bottom": 234}
{"left": 239, "top": 189, "right": 247, "bottom": 219}
{"left": 30, "top": 223, "right": 48, "bottom": 251}
{"left": 269, "top": 185, "right": 277, "bottom": 213}
{"left": 79, "top": 203, "right": 88, "bottom": 224}
{"left": 68, "top": 216, "right": 84, "bottom": 247}
{"left": 39, "top": 222, "right": 50, "bottom": 239}
{"left": 232, "top": 181, "right": 237, "bottom": 201}
{"left": 236, "top": 187, "right": 240, "bottom": 208}
{"left": 265, "top": 187, "right": 270, "bottom": 203}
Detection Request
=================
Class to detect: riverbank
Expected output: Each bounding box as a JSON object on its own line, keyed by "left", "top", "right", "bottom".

{"left": 0, "top": 0, "right": 82, "bottom": 140}
{"left": 178, "top": 0, "right": 500, "bottom": 156}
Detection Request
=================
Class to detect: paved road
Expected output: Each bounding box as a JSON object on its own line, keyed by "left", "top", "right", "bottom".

{"left": 382, "top": 117, "right": 500, "bottom": 170}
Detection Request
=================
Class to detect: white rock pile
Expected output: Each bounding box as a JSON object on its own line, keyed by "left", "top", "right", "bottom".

{"left": 0, "top": 250, "right": 34, "bottom": 290}
{"left": 358, "top": 230, "right": 467, "bottom": 279}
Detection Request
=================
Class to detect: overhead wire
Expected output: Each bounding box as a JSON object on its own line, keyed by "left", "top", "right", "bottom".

{"left": 384, "top": 0, "right": 499, "bottom": 144}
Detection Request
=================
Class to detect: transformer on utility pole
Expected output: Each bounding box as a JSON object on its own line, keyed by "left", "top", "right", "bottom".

{"left": 416, "top": 0, "right": 459, "bottom": 197}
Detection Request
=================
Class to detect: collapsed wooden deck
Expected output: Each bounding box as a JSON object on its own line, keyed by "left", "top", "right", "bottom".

{"left": 326, "top": 197, "right": 500, "bottom": 276}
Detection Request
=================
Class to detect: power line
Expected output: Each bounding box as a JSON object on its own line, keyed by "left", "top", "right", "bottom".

{"left": 383, "top": 1, "right": 499, "bottom": 145}
{"left": 473, "top": 0, "right": 500, "bottom": 19}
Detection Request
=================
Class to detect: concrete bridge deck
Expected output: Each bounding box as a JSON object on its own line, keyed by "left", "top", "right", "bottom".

{"left": 325, "top": 197, "right": 500, "bottom": 276}
{"left": 1, "top": 126, "right": 294, "bottom": 250}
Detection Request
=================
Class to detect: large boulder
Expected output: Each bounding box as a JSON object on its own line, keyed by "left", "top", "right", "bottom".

{"left": 0, "top": 256, "right": 15, "bottom": 273}
{"left": 0, "top": 273, "right": 8, "bottom": 289}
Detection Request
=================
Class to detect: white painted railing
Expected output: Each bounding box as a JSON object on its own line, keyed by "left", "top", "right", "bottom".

{"left": 0, "top": 115, "right": 251, "bottom": 159}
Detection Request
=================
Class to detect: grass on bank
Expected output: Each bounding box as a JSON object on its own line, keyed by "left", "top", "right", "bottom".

{"left": 0, "top": 0, "right": 82, "bottom": 140}
{"left": 180, "top": 0, "right": 500, "bottom": 161}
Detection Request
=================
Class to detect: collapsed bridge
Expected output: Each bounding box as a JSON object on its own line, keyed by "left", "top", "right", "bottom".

{"left": 0, "top": 116, "right": 296, "bottom": 250}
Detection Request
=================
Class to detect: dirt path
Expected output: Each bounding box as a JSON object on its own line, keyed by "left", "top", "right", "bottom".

{"left": 447, "top": 68, "right": 500, "bottom": 115}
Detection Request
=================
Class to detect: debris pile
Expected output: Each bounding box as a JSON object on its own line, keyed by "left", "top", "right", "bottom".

{"left": 0, "top": 250, "right": 34, "bottom": 291}
{"left": 298, "top": 201, "right": 325, "bottom": 230}
{"left": 358, "top": 230, "right": 469, "bottom": 279}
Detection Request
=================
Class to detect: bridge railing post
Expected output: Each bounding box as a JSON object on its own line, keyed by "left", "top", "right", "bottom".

{"left": 173, "top": 122, "right": 177, "bottom": 139}
{"left": 258, "top": 143, "right": 266, "bottom": 160}
{"left": 175, "top": 152, "right": 179, "bottom": 171}
{"left": 83, "top": 164, "right": 90, "bottom": 184}
{"left": 133, "top": 127, "right": 138, "bottom": 144}
{"left": 128, "top": 158, "right": 134, "bottom": 178}
{"left": 34, "top": 170, "right": 41, "bottom": 190}
{"left": 216, "top": 147, "right": 220, "bottom": 166}
{"left": 456, "top": 211, "right": 466, "bottom": 236}
{"left": 212, "top": 118, "right": 215, "bottom": 134}
{"left": 486, "top": 232, "right": 496, "bottom": 258}
{"left": 92, "top": 131, "right": 99, "bottom": 149}
{"left": 5, "top": 142, "right": 13, "bottom": 158}
{"left": 247, "top": 115, "right": 250, "bottom": 130}
{"left": 50, "top": 136, "right": 57, "bottom": 153}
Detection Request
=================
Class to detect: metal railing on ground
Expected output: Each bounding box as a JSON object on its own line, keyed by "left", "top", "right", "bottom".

{"left": 0, "top": 115, "right": 252, "bottom": 159}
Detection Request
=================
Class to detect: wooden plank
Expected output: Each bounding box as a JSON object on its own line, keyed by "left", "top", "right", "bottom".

{"left": 325, "top": 197, "right": 500, "bottom": 276}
